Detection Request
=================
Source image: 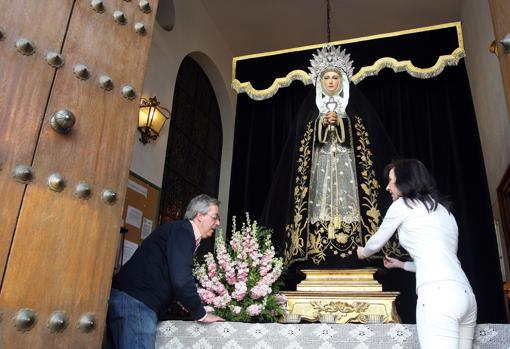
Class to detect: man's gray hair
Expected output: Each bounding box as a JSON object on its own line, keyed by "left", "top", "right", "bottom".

{"left": 184, "top": 194, "right": 220, "bottom": 220}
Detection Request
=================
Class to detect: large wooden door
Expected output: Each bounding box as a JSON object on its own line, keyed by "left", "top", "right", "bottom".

{"left": 0, "top": 1, "right": 158, "bottom": 347}
{"left": 490, "top": 0, "right": 510, "bottom": 120}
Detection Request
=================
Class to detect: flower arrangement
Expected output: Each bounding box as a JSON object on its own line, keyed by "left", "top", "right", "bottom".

{"left": 193, "top": 214, "right": 287, "bottom": 322}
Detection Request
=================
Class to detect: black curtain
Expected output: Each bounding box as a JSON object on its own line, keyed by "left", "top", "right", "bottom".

{"left": 228, "top": 83, "right": 310, "bottom": 222}
{"left": 227, "top": 27, "right": 506, "bottom": 323}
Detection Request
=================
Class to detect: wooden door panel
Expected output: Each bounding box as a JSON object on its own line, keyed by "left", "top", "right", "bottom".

{"left": 0, "top": 0, "right": 158, "bottom": 347}
{"left": 489, "top": 0, "right": 510, "bottom": 120}
{"left": 0, "top": 0, "right": 74, "bottom": 282}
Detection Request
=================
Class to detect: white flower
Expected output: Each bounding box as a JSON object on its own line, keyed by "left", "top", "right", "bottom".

{"left": 387, "top": 324, "right": 412, "bottom": 343}
{"left": 252, "top": 340, "right": 273, "bottom": 349}
{"left": 160, "top": 337, "right": 184, "bottom": 349}
{"left": 317, "top": 343, "right": 336, "bottom": 349}
{"left": 223, "top": 340, "right": 242, "bottom": 349}
{"left": 192, "top": 338, "right": 213, "bottom": 349}
{"left": 284, "top": 342, "right": 303, "bottom": 349}
{"left": 474, "top": 325, "right": 498, "bottom": 344}
{"left": 185, "top": 323, "right": 207, "bottom": 338}
{"left": 313, "top": 324, "right": 337, "bottom": 340}
{"left": 157, "top": 322, "right": 178, "bottom": 337}
{"left": 349, "top": 325, "right": 374, "bottom": 342}
{"left": 247, "top": 323, "right": 269, "bottom": 339}
{"left": 278, "top": 324, "right": 302, "bottom": 339}
{"left": 216, "top": 322, "right": 237, "bottom": 338}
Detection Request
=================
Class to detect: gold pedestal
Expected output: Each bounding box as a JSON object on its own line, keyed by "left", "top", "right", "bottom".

{"left": 283, "top": 269, "right": 400, "bottom": 324}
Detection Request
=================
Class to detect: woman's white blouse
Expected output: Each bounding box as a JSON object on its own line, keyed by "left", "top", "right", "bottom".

{"left": 363, "top": 197, "right": 471, "bottom": 291}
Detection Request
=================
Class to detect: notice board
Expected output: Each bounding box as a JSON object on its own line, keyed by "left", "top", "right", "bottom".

{"left": 121, "top": 172, "right": 161, "bottom": 245}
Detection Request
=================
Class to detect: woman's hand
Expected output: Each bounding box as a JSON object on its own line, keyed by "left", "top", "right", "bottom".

{"left": 383, "top": 255, "right": 405, "bottom": 269}
{"left": 356, "top": 246, "right": 366, "bottom": 259}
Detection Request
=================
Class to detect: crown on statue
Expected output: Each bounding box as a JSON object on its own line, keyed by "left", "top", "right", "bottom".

{"left": 308, "top": 45, "right": 355, "bottom": 85}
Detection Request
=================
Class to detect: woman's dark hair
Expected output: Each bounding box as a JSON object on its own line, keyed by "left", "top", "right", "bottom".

{"left": 385, "top": 159, "right": 451, "bottom": 212}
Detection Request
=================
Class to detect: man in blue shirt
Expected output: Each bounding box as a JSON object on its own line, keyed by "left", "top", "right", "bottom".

{"left": 108, "top": 194, "right": 224, "bottom": 348}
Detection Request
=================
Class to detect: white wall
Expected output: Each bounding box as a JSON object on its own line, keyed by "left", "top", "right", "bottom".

{"left": 461, "top": 0, "right": 510, "bottom": 279}
{"left": 130, "top": 0, "right": 236, "bottom": 224}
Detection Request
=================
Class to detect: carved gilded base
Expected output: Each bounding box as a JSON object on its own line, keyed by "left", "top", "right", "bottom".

{"left": 282, "top": 269, "right": 401, "bottom": 324}
{"left": 297, "top": 269, "right": 383, "bottom": 292}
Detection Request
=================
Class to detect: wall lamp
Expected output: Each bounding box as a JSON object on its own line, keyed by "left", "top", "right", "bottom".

{"left": 138, "top": 96, "right": 170, "bottom": 144}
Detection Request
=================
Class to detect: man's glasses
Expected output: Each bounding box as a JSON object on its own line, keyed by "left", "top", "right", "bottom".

{"left": 207, "top": 213, "right": 221, "bottom": 222}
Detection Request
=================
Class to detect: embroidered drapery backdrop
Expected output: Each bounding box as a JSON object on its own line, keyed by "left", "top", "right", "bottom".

{"left": 227, "top": 24, "right": 505, "bottom": 323}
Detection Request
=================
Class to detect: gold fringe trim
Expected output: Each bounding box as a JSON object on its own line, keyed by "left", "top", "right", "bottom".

{"left": 232, "top": 22, "right": 465, "bottom": 101}
{"left": 351, "top": 47, "right": 465, "bottom": 83}
{"left": 231, "top": 70, "right": 311, "bottom": 101}
{"left": 232, "top": 47, "right": 465, "bottom": 100}
{"left": 233, "top": 22, "right": 462, "bottom": 63}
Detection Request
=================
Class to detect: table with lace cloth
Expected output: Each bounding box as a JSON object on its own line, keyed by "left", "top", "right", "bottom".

{"left": 156, "top": 321, "right": 510, "bottom": 349}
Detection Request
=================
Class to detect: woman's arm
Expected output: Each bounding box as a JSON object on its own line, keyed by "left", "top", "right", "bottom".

{"left": 403, "top": 261, "right": 416, "bottom": 272}
{"left": 357, "top": 200, "right": 405, "bottom": 259}
{"left": 383, "top": 255, "right": 416, "bottom": 272}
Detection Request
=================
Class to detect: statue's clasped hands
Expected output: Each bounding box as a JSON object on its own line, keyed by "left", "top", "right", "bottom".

{"left": 323, "top": 111, "right": 338, "bottom": 125}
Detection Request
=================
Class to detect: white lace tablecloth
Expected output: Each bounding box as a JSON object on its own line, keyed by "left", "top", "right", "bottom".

{"left": 156, "top": 321, "right": 510, "bottom": 349}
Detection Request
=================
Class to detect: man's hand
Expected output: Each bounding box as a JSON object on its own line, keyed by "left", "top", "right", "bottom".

{"left": 198, "top": 313, "right": 225, "bottom": 323}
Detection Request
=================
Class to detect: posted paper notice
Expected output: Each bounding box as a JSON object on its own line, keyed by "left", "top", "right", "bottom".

{"left": 125, "top": 205, "right": 143, "bottom": 229}
{"left": 141, "top": 217, "right": 153, "bottom": 240}
{"left": 122, "top": 239, "right": 138, "bottom": 265}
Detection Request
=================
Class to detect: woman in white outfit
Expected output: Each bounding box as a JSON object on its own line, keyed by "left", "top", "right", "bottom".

{"left": 357, "top": 159, "right": 477, "bottom": 349}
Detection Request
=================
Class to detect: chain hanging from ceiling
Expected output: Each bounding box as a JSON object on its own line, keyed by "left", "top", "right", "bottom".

{"left": 326, "top": 0, "right": 332, "bottom": 43}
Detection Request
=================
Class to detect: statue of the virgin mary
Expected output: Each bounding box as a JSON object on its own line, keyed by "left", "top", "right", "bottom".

{"left": 261, "top": 45, "right": 406, "bottom": 269}
{"left": 308, "top": 46, "right": 360, "bottom": 240}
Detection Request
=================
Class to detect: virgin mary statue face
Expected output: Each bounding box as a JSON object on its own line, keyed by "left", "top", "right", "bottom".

{"left": 321, "top": 71, "right": 341, "bottom": 95}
